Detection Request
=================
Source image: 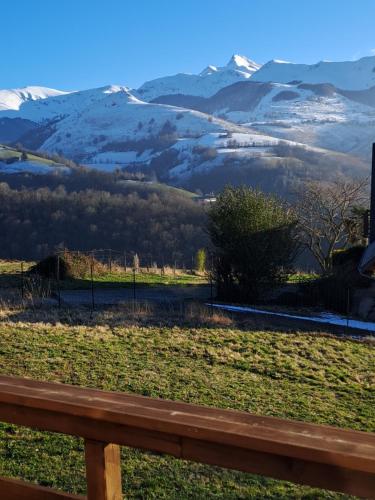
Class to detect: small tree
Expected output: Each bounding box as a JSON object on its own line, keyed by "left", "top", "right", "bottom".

{"left": 20, "top": 151, "right": 28, "bottom": 161}
{"left": 195, "top": 248, "right": 206, "bottom": 272}
{"left": 294, "top": 179, "right": 367, "bottom": 272}
{"left": 208, "top": 186, "right": 299, "bottom": 302}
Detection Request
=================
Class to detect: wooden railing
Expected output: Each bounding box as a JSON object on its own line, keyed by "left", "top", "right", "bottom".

{"left": 0, "top": 375, "right": 374, "bottom": 499}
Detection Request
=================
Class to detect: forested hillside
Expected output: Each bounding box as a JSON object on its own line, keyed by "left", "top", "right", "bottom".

{"left": 0, "top": 170, "right": 207, "bottom": 263}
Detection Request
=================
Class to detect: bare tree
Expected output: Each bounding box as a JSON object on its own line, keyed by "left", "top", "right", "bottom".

{"left": 294, "top": 179, "right": 368, "bottom": 272}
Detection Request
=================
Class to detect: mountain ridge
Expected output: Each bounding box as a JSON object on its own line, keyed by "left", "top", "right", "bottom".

{"left": 0, "top": 86, "right": 69, "bottom": 112}
{"left": 252, "top": 55, "right": 375, "bottom": 90}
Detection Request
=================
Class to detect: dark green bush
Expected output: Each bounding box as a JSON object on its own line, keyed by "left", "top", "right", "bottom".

{"left": 208, "top": 186, "right": 299, "bottom": 302}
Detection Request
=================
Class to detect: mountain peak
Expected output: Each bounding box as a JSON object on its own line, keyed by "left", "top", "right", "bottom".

{"left": 225, "top": 54, "right": 261, "bottom": 73}
{"left": 199, "top": 65, "right": 218, "bottom": 77}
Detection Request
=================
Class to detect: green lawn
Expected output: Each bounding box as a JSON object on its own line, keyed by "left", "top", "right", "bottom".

{"left": 0, "top": 306, "right": 373, "bottom": 498}
{"left": 61, "top": 270, "right": 207, "bottom": 289}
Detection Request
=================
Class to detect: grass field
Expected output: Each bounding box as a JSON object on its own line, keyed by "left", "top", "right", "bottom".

{"left": 118, "top": 179, "right": 198, "bottom": 198}
{"left": 0, "top": 260, "right": 34, "bottom": 274}
{"left": 0, "top": 260, "right": 207, "bottom": 290}
{"left": 0, "top": 260, "right": 34, "bottom": 288}
{"left": 0, "top": 260, "right": 318, "bottom": 291}
{"left": 61, "top": 270, "right": 207, "bottom": 289}
{"left": 0, "top": 303, "right": 373, "bottom": 498}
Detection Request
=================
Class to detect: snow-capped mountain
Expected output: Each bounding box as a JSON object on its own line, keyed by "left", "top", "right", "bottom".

{"left": 16, "top": 85, "right": 363, "bottom": 195}
{"left": 0, "top": 86, "right": 68, "bottom": 112}
{"left": 136, "top": 54, "right": 261, "bottom": 101}
{"left": 0, "top": 53, "right": 372, "bottom": 193}
{"left": 252, "top": 56, "right": 375, "bottom": 90}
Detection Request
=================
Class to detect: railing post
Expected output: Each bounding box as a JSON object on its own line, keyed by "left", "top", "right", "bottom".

{"left": 84, "top": 440, "right": 122, "bottom": 500}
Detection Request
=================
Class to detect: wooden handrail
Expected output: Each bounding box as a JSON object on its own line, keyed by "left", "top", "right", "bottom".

{"left": 0, "top": 375, "right": 374, "bottom": 499}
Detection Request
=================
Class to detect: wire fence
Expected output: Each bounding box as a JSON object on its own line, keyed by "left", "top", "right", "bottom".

{"left": 271, "top": 281, "right": 352, "bottom": 314}
{"left": 8, "top": 254, "right": 359, "bottom": 327}
{"left": 13, "top": 249, "right": 214, "bottom": 315}
{"left": 56, "top": 248, "right": 201, "bottom": 275}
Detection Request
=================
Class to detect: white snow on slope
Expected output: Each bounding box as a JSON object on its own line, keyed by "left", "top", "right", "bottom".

{"left": 0, "top": 85, "right": 128, "bottom": 122}
{"left": 136, "top": 54, "right": 261, "bottom": 101}
{"left": 40, "top": 88, "right": 322, "bottom": 180}
{"left": 215, "top": 83, "right": 375, "bottom": 158}
{"left": 252, "top": 56, "right": 375, "bottom": 90}
{"left": 40, "top": 88, "right": 246, "bottom": 158}
{"left": 0, "top": 86, "right": 68, "bottom": 112}
{"left": 225, "top": 54, "right": 260, "bottom": 74}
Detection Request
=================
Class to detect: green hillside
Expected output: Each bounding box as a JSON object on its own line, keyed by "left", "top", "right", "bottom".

{"left": 0, "top": 145, "right": 68, "bottom": 172}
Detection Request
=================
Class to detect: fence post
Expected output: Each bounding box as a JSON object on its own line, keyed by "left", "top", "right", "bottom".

{"left": 346, "top": 287, "right": 351, "bottom": 334}
{"left": 56, "top": 255, "right": 61, "bottom": 309}
{"left": 90, "top": 257, "right": 95, "bottom": 314}
{"left": 210, "top": 253, "right": 214, "bottom": 315}
{"left": 84, "top": 440, "right": 122, "bottom": 500}
{"left": 20, "top": 262, "right": 24, "bottom": 300}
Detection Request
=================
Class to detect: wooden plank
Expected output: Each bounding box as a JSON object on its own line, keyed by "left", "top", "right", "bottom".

{"left": 0, "top": 402, "right": 182, "bottom": 456}
{"left": 181, "top": 438, "right": 375, "bottom": 499}
{"left": 0, "top": 476, "right": 84, "bottom": 500}
{"left": 0, "top": 375, "right": 374, "bottom": 497}
{"left": 84, "top": 440, "right": 122, "bottom": 500}
{"left": 0, "top": 376, "right": 373, "bottom": 472}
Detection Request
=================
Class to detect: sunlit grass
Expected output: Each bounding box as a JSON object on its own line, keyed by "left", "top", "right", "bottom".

{"left": 0, "top": 304, "right": 373, "bottom": 498}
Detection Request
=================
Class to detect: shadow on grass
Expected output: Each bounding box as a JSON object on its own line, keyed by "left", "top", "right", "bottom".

{"left": 0, "top": 292, "right": 369, "bottom": 341}
{"left": 0, "top": 273, "right": 370, "bottom": 339}
{"left": 0, "top": 272, "right": 24, "bottom": 289}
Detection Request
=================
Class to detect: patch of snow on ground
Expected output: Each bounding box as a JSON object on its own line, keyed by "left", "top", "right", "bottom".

{"left": 208, "top": 303, "right": 375, "bottom": 334}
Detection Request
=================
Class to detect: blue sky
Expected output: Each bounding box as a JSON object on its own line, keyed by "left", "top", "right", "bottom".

{"left": 2, "top": 0, "right": 375, "bottom": 90}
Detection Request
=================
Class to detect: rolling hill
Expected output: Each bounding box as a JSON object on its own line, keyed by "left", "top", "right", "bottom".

{"left": 0, "top": 145, "right": 69, "bottom": 174}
